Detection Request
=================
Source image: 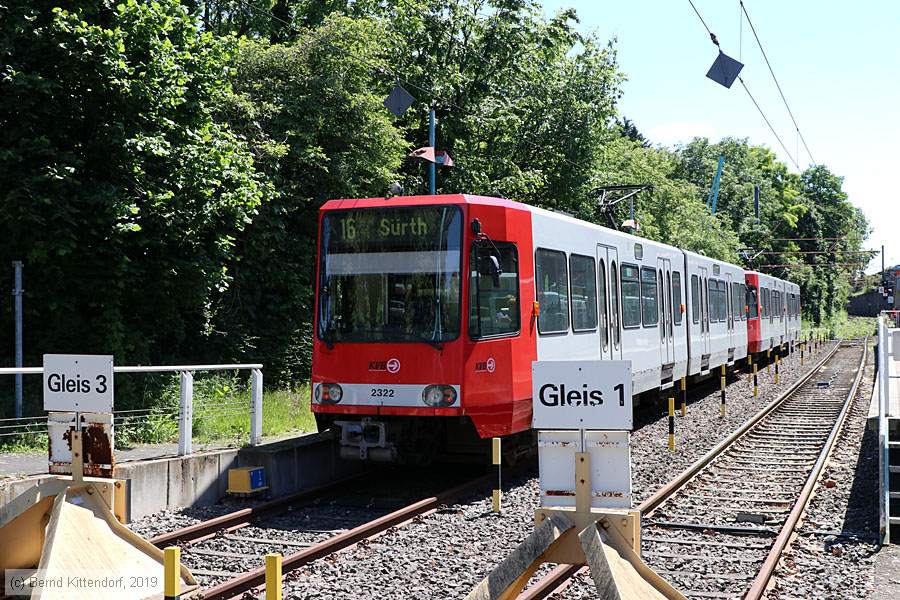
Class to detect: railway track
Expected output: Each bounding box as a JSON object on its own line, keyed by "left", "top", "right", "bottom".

{"left": 519, "top": 339, "right": 866, "bottom": 600}
{"left": 150, "top": 466, "right": 497, "bottom": 599}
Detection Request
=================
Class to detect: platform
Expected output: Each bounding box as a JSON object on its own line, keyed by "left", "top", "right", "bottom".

{"left": 0, "top": 430, "right": 361, "bottom": 522}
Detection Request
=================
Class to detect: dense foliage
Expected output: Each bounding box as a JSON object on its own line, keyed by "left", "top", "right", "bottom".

{"left": 1, "top": 0, "right": 868, "bottom": 404}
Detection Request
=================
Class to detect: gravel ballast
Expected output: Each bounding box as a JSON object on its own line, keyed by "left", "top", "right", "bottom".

{"left": 127, "top": 342, "right": 853, "bottom": 599}
{"left": 763, "top": 343, "right": 879, "bottom": 600}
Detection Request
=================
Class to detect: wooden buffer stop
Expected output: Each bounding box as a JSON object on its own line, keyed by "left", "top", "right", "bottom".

{"left": 0, "top": 355, "right": 197, "bottom": 599}
{"left": 466, "top": 360, "right": 685, "bottom": 600}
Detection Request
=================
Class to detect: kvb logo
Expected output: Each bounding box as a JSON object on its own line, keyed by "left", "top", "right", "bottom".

{"left": 475, "top": 357, "right": 496, "bottom": 373}
{"left": 386, "top": 358, "right": 401, "bottom": 373}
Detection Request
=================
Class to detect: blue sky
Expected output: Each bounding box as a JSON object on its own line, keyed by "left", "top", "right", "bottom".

{"left": 540, "top": 0, "right": 899, "bottom": 274}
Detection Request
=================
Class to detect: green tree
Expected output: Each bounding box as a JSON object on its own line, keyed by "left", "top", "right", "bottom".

{"left": 213, "top": 17, "right": 407, "bottom": 383}
{"left": 0, "top": 0, "right": 267, "bottom": 405}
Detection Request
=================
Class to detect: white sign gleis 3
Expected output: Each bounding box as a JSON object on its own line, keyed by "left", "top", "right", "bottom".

{"left": 531, "top": 360, "right": 632, "bottom": 430}
{"left": 43, "top": 354, "right": 114, "bottom": 413}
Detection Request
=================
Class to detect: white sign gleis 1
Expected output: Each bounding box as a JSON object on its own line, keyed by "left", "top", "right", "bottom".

{"left": 43, "top": 354, "right": 114, "bottom": 413}
{"left": 532, "top": 360, "right": 632, "bottom": 430}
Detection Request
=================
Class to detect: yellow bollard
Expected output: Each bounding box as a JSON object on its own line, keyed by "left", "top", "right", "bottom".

{"left": 492, "top": 437, "right": 501, "bottom": 513}
{"left": 767, "top": 349, "right": 771, "bottom": 374}
{"left": 164, "top": 547, "right": 180, "bottom": 600}
{"left": 266, "top": 553, "right": 283, "bottom": 600}
{"left": 720, "top": 364, "right": 726, "bottom": 417}
{"left": 748, "top": 354, "right": 753, "bottom": 385}
{"left": 775, "top": 353, "right": 780, "bottom": 384}
{"left": 668, "top": 397, "right": 675, "bottom": 451}
{"left": 753, "top": 364, "right": 759, "bottom": 398}
{"left": 680, "top": 376, "right": 687, "bottom": 417}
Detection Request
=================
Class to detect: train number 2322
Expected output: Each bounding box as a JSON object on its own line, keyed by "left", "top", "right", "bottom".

{"left": 370, "top": 388, "right": 395, "bottom": 398}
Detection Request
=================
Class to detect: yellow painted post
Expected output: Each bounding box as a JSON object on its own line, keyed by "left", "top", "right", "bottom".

{"left": 766, "top": 349, "right": 771, "bottom": 374}
{"left": 748, "top": 354, "right": 753, "bottom": 385}
{"left": 753, "top": 364, "right": 758, "bottom": 398}
{"left": 720, "top": 364, "right": 726, "bottom": 417}
{"left": 266, "top": 553, "right": 283, "bottom": 600}
{"left": 164, "top": 547, "right": 180, "bottom": 600}
{"left": 800, "top": 341, "right": 804, "bottom": 365}
{"left": 492, "top": 437, "right": 501, "bottom": 513}
{"left": 680, "top": 376, "right": 687, "bottom": 417}
{"left": 668, "top": 397, "right": 675, "bottom": 451}
{"left": 775, "top": 353, "right": 780, "bottom": 384}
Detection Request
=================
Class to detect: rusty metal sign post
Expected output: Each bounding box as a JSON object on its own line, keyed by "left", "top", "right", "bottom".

{"left": 0, "top": 354, "right": 198, "bottom": 599}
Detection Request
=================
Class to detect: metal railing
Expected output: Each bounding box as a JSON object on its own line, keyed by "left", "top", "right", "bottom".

{"left": 0, "top": 363, "right": 263, "bottom": 456}
{"left": 877, "top": 312, "right": 896, "bottom": 543}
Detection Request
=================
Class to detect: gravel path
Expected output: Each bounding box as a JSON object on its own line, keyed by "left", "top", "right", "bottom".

{"left": 125, "top": 343, "right": 843, "bottom": 599}
{"left": 763, "top": 343, "right": 879, "bottom": 600}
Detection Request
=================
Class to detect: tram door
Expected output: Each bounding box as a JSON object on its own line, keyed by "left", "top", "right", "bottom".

{"left": 698, "top": 266, "right": 710, "bottom": 356}
{"left": 658, "top": 257, "right": 673, "bottom": 364}
{"left": 596, "top": 245, "right": 622, "bottom": 361}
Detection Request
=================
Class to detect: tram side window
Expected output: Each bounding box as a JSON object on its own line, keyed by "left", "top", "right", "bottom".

{"left": 777, "top": 291, "right": 784, "bottom": 321}
{"left": 570, "top": 254, "right": 598, "bottom": 332}
{"left": 747, "top": 285, "right": 758, "bottom": 319}
{"left": 641, "top": 267, "right": 659, "bottom": 327}
{"left": 673, "top": 272, "right": 683, "bottom": 325}
{"left": 761, "top": 288, "right": 768, "bottom": 318}
{"left": 610, "top": 263, "right": 621, "bottom": 346}
{"left": 707, "top": 278, "right": 719, "bottom": 322}
{"left": 740, "top": 284, "right": 747, "bottom": 320}
{"left": 598, "top": 260, "right": 609, "bottom": 349}
{"left": 732, "top": 283, "right": 741, "bottom": 320}
{"left": 621, "top": 264, "right": 641, "bottom": 328}
{"left": 691, "top": 275, "right": 700, "bottom": 324}
{"left": 719, "top": 280, "right": 728, "bottom": 324}
{"left": 536, "top": 249, "right": 569, "bottom": 334}
{"left": 468, "top": 242, "right": 520, "bottom": 338}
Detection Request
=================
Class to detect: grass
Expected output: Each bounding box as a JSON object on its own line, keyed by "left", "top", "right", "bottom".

{"left": 803, "top": 312, "right": 877, "bottom": 341}
{"left": 0, "top": 376, "right": 318, "bottom": 454}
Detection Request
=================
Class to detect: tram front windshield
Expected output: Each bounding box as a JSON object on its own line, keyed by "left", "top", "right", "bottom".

{"left": 318, "top": 205, "right": 462, "bottom": 344}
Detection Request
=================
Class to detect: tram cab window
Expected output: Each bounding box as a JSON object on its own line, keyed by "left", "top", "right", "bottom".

{"left": 536, "top": 249, "right": 569, "bottom": 334}
{"left": 740, "top": 284, "right": 748, "bottom": 320}
{"left": 641, "top": 267, "right": 659, "bottom": 327}
{"left": 570, "top": 254, "right": 598, "bottom": 332}
{"left": 621, "top": 264, "right": 641, "bottom": 328}
{"left": 469, "top": 242, "right": 520, "bottom": 338}
{"left": 747, "top": 285, "right": 759, "bottom": 319}
{"left": 673, "top": 272, "right": 683, "bottom": 325}
{"left": 691, "top": 275, "right": 700, "bottom": 324}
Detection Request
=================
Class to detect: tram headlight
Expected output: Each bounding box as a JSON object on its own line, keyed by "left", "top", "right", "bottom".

{"left": 422, "top": 385, "right": 457, "bottom": 407}
{"left": 315, "top": 383, "right": 343, "bottom": 404}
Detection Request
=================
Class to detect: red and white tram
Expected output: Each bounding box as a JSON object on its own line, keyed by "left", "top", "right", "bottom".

{"left": 745, "top": 271, "right": 801, "bottom": 354}
{"left": 311, "top": 194, "right": 800, "bottom": 461}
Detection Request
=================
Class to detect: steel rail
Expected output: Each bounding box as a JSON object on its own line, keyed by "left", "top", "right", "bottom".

{"left": 201, "top": 473, "right": 493, "bottom": 600}
{"left": 516, "top": 564, "right": 582, "bottom": 600}
{"left": 640, "top": 339, "right": 842, "bottom": 516}
{"left": 744, "top": 338, "right": 867, "bottom": 599}
{"left": 517, "top": 340, "right": 842, "bottom": 599}
{"left": 150, "top": 472, "right": 370, "bottom": 547}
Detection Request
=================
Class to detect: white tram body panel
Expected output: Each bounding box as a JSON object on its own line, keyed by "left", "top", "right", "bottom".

{"left": 785, "top": 281, "right": 801, "bottom": 343}
{"left": 682, "top": 251, "right": 748, "bottom": 375}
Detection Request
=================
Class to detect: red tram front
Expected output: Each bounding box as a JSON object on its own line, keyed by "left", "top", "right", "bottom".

{"left": 311, "top": 194, "right": 537, "bottom": 462}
